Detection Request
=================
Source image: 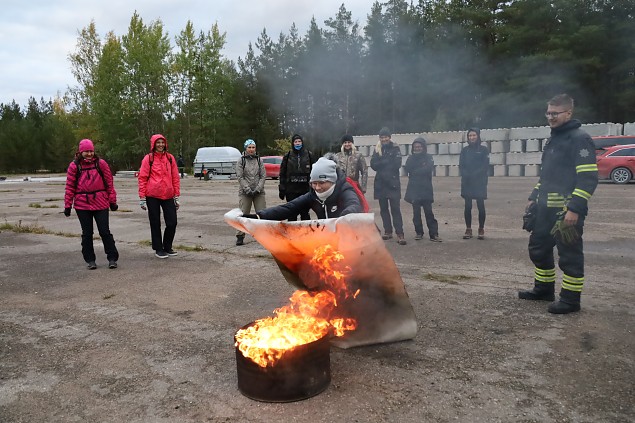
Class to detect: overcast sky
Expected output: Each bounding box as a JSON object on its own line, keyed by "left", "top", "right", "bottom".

{"left": 1, "top": 1, "right": 372, "bottom": 108}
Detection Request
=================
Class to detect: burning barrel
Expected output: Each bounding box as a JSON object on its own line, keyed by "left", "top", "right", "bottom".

{"left": 235, "top": 321, "right": 331, "bottom": 402}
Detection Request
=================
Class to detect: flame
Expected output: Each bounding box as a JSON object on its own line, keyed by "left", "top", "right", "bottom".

{"left": 235, "top": 245, "right": 359, "bottom": 367}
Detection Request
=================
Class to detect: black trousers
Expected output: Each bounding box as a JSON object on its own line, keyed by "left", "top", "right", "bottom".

{"left": 146, "top": 197, "right": 178, "bottom": 252}
{"left": 528, "top": 206, "right": 585, "bottom": 293}
{"left": 378, "top": 197, "right": 404, "bottom": 235}
{"left": 464, "top": 197, "right": 486, "bottom": 228}
{"left": 411, "top": 201, "right": 438, "bottom": 238}
{"left": 76, "top": 209, "right": 118, "bottom": 263}
{"left": 285, "top": 192, "right": 311, "bottom": 221}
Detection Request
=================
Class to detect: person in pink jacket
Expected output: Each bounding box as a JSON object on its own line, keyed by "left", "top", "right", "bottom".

{"left": 138, "top": 134, "right": 181, "bottom": 258}
{"left": 64, "top": 139, "right": 119, "bottom": 269}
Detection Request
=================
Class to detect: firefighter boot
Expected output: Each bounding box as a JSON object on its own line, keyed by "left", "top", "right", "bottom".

{"left": 518, "top": 282, "right": 555, "bottom": 301}
{"left": 548, "top": 289, "right": 581, "bottom": 314}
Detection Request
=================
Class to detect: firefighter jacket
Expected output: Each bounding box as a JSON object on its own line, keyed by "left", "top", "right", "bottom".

{"left": 528, "top": 119, "right": 598, "bottom": 216}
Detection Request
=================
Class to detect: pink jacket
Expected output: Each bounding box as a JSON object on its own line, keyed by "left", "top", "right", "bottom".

{"left": 138, "top": 134, "right": 181, "bottom": 200}
{"left": 64, "top": 158, "right": 116, "bottom": 210}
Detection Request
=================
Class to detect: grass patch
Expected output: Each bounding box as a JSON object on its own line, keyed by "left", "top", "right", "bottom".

{"left": 0, "top": 221, "right": 78, "bottom": 238}
{"left": 423, "top": 272, "right": 474, "bottom": 285}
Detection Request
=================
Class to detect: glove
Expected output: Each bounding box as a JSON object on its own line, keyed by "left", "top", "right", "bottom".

{"left": 139, "top": 198, "right": 147, "bottom": 210}
{"left": 278, "top": 190, "right": 285, "bottom": 200}
{"left": 110, "top": 203, "right": 118, "bottom": 212}
{"left": 243, "top": 213, "right": 260, "bottom": 219}
{"left": 64, "top": 207, "right": 71, "bottom": 217}
{"left": 174, "top": 196, "right": 180, "bottom": 210}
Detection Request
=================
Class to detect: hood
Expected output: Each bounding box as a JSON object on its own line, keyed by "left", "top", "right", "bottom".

{"left": 150, "top": 134, "right": 168, "bottom": 152}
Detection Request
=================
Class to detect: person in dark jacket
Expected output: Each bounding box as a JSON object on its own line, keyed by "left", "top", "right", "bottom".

{"left": 278, "top": 134, "right": 314, "bottom": 221}
{"left": 371, "top": 127, "right": 406, "bottom": 245}
{"left": 63, "top": 139, "right": 119, "bottom": 270}
{"left": 253, "top": 157, "right": 362, "bottom": 221}
{"left": 519, "top": 94, "right": 598, "bottom": 314}
{"left": 404, "top": 137, "right": 441, "bottom": 242}
{"left": 459, "top": 127, "right": 489, "bottom": 240}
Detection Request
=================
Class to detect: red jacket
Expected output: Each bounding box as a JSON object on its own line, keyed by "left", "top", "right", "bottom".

{"left": 64, "top": 158, "right": 116, "bottom": 210}
{"left": 138, "top": 134, "right": 181, "bottom": 200}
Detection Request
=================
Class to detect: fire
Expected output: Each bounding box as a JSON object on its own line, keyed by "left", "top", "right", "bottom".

{"left": 235, "top": 245, "right": 359, "bottom": 367}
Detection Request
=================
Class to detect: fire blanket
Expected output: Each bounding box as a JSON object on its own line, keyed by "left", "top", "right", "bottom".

{"left": 224, "top": 209, "right": 418, "bottom": 348}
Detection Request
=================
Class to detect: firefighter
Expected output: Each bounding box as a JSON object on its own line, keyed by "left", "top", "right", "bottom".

{"left": 518, "top": 94, "right": 598, "bottom": 314}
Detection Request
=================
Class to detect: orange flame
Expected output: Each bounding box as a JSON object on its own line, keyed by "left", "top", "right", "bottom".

{"left": 235, "top": 245, "right": 359, "bottom": 367}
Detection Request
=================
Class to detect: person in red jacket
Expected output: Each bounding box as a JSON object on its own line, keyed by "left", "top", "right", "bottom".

{"left": 64, "top": 139, "right": 119, "bottom": 269}
{"left": 138, "top": 134, "right": 181, "bottom": 258}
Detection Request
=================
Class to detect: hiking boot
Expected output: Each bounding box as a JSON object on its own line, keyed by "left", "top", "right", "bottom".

{"left": 236, "top": 235, "right": 245, "bottom": 246}
{"left": 518, "top": 287, "right": 555, "bottom": 301}
{"left": 414, "top": 234, "right": 423, "bottom": 241}
{"left": 108, "top": 260, "right": 118, "bottom": 269}
{"left": 87, "top": 261, "right": 97, "bottom": 270}
{"left": 463, "top": 228, "right": 473, "bottom": 239}
{"left": 155, "top": 250, "right": 169, "bottom": 259}
{"left": 430, "top": 235, "right": 442, "bottom": 242}
{"left": 166, "top": 249, "right": 178, "bottom": 256}
{"left": 477, "top": 228, "right": 485, "bottom": 240}
{"left": 382, "top": 233, "right": 393, "bottom": 240}
{"left": 397, "top": 234, "right": 407, "bottom": 245}
{"left": 548, "top": 301, "right": 581, "bottom": 314}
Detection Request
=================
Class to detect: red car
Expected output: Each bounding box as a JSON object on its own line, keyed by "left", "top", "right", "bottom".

{"left": 261, "top": 156, "right": 283, "bottom": 179}
{"left": 596, "top": 144, "right": 635, "bottom": 184}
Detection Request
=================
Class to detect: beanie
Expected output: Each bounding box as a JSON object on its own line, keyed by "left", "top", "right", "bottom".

{"left": 310, "top": 157, "right": 337, "bottom": 183}
{"left": 379, "top": 127, "right": 391, "bottom": 137}
{"left": 78, "top": 139, "right": 94, "bottom": 153}
{"left": 341, "top": 134, "right": 354, "bottom": 144}
{"left": 244, "top": 139, "right": 256, "bottom": 149}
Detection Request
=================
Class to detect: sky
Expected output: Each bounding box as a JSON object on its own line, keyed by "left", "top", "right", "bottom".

{"left": 0, "top": 0, "right": 373, "bottom": 109}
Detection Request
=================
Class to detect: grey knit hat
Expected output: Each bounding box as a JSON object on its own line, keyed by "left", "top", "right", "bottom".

{"left": 310, "top": 157, "right": 337, "bottom": 183}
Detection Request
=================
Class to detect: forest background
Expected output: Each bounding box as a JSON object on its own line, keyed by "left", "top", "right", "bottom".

{"left": 1, "top": 0, "right": 633, "bottom": 173}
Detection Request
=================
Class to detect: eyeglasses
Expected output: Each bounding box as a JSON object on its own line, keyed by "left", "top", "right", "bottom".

{"left": 545, "top": 110, "right": 570, "bottom": 118}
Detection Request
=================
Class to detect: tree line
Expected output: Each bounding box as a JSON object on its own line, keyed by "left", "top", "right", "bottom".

{"left": 1, "top": 0, "right": 633, "bottom": 173}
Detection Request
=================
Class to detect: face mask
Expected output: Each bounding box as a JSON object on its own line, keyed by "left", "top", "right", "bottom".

{"left": 294, "top": 144, "right": 302, "bottom": 150}
{"left": 315, "top": 184, "right": 335, "bottom": 201}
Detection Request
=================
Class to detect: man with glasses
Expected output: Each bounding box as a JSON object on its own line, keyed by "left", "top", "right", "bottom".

{"left": 519, "top": 94, "right": 598, "bottom": 314}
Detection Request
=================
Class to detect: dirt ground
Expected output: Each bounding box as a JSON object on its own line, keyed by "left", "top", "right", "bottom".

{"left": 0, "top": 174, "right": 633, "bottom": 423}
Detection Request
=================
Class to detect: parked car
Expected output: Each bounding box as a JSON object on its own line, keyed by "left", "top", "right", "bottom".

{"left": 261, "top": 156, "right": 283, "bottom": 179}
{"left": 596, "top": 144, "right": 635, "bottom": 184}
{"left": 592, "top": 135, "right": 635, "bottom": 150}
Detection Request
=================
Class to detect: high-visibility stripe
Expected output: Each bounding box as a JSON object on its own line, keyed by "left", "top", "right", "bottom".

{"left": 572, "top": 188, "right": 592, "bottom": 200}
{"left": 576, "top": 164, "right": 598, "bottom": 173}
{"left": 562, "top": 274, "right": 584, "bottom": 292}
{"left": 535, "top": 267, "right": 556, "bottom": 283}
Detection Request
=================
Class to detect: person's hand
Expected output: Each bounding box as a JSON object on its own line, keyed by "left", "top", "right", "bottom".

{"left": 139, "top": 198, "right": 147, "bottom": 210}
{"left": 243, "top": 213, "right": 260, "bottom": 219}
{"left": 110, "top": 203, "right": 118, "bottom": 211}
{"left": 63, "top": 207, "right": 71, "bottom": 217}
{"left": 278, "top": 190, "right": 285, "bottom": 200}
{"left": 174, "top": 196, "right": 180, "bottom": 210}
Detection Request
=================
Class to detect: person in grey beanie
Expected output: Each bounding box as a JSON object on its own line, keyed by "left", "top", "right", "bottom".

{"left": 247, "top": 157, "right": 362, "bottom": 220}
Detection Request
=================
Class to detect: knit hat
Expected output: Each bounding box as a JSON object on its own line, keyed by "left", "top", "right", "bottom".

{"left": 78, "top": 139, "right": 94, "bottom": 153}
{"left": 244, "top": 139, "right": 256, "bottom": 149}
{"left": 310, "top": 157, "right": 337, "bottom": 183}
{"left": 341, "top": 134, "right": 354, "bottom": 144}
{"left": 379, "top": 127, "right": 391, "bottom": 137}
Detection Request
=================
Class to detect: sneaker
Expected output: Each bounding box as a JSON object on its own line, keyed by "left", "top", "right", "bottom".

{"left": 382, "top": 233, "right": 393, "bottom": 240}
{"left": 414, "top": 234, "right": 423, "bottom": 241}
{"left": 87, "top": 261, "right": 97, "bottom": 270}
{"left": 108, "top": 260, "right": 118, "bottom": 269}
{"left": 430, "top": 235, "right": 442, "bottom": 242}
{"left": 166, "top": 249, "right": 178, "bottom": 256}
{"left": 155, "top": 250, "right": 169, "bottom": 259}
{"left": 463, "top": 228, "right": 473, "bottom": 239}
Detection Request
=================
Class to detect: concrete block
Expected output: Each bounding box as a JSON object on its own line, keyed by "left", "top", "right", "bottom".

{"left": 490, "top": 140, "right": 510, "bottom": 153}
{"left": 507, "top": 165, "right": 523, "bottom": 176}
{"left": 506, "top": 152, "right": 542, "bottom": 165}
{"left": 493, "top": 165, "right": 507, "bottom": 176}
{"left": 434, "top": 154, "right": 460, "bottom": 166}
{"left": 489, "top": 153, "right": 506, "bottom": 165}
{"left": 526, "top": 139, "right": 542, "bottom": 152}
{"left": 510, "top": 139, "right": 524, "bottom": 152}
{"left": 624, "top": 122, "right": 635, "bottom": 135}
{"left": 524, "top": 164, "right": 540, "bottom": 177}
{"left": 448, "top": 166, "right": 460, "bottom": 176}
{"left": 509, "top": 126, "right": 551, "bottom": 140}
{"left": 438, "top": 143, "right": 450, "bottom": 154}
{"left": 449, "top": 142, "right": 463, "bottom": 154}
